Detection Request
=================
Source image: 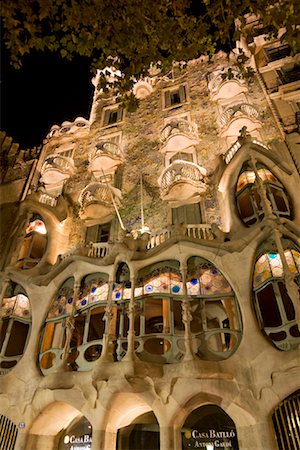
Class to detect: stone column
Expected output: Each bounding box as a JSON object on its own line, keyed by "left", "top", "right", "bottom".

{"left": 100, "top": 279, "right": 114, "bottom": 362}
{"left": 123, "top": 276, "right": 137, "bottom": 362}
{"left": 91, "top": 428, "right": 107, "bottom": 450}
{"left": 181, "top": 264, "right": 195, "bottom": 361}
{"left": 160, "top": 425, "right": 180, "bottom": 450}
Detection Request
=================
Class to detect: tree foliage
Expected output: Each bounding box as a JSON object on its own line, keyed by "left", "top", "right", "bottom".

{"left": 1, "top": 0, "right": 299, "bottom": 96}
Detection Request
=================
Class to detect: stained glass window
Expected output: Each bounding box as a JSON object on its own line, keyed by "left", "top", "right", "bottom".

{"left": 0, "top": 283, "right": 31, "bottom": 374}
{"left": 253, "top": 249, "right": 300, "bottom": 288}
{"left": 135, "top": 269, "right": 183, "bottom": 297}
{"left": 253, "top": 243, "right": 300, "bottom": 351}
{"left": 47, "top": 283, "right": 74, "bottom": 319}
{"left": 236, "top": 164, "right": 291, "bottom": 226}
{"left": 187, "top": 265, "right": 232, "bottom": 296}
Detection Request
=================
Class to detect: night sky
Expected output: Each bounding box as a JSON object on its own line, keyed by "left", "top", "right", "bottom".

{"left": 1, "top": 42, "right": 94, "bottom": 149}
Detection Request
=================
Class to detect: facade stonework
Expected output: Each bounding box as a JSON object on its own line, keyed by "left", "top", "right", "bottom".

{"left": 1, "top": 17, "right": 300, "bottom": 450}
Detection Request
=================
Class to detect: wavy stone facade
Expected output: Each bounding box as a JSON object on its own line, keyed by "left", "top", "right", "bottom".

{"left": 1, "top": 16, "right": 300, "bottom": 450}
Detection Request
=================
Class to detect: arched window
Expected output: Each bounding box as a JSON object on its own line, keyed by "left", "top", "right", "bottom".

{"left": 117, "top": 412, "right": 160, "bottom": 450}
{"left": 253, "top": 241, "right": 300, "bottom": 350}
{"left": 187, "top": 257, "right": 242, "bottom": 360}
{"left": 0, "top": 283, "right": 31, "bottom": 374}
{"left": 58, "top": 415, "right": 92, "bottom": 450}
{"left": 236, "top": 164, "right": 291, "bottom": 226}
{"left": 17, "top": 215, "right": 48, "bottom": 269}
{"left": 182, "top": 404, "right": 239, "bottom": 450}
{"left": 39, "top": 274, "right": 109, "bottom": 374}
{"left": 272, "top": 390, "right": 300, "bottom": 450}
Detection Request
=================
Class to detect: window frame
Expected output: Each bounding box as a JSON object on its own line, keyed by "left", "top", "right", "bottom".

{"left": 162, "top": 84, "right": 188, "bottom": 110}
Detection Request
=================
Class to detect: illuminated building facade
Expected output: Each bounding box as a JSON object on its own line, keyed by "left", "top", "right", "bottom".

{"left": 0, "top": 15, "right": 300, "bottom": 450}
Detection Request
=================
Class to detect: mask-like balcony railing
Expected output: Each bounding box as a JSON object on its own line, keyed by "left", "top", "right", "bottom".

{"left": 160, "top": 119, "right": 198, "bottom": 152}
{"left": 218, "top": 103, "right": 260, "bottom": 128}
{"left": 89, "top": 141, "right": 124, "bottom": 174}
{"left": 79, "top": 182, "right": 121, "bottom": 221}
{"left": 223, "top": 137, "right": 269, "bottom": 165}
{"left": 158, "top": 160, "right": 207, "bottom": 203}
{"left": 207, "top": 68, "right": 242, "bottom": 94}
{"left": 41, "top": 154, "right": 75, "bottom": 185}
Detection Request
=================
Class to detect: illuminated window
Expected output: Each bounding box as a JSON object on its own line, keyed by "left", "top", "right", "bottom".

{"left": 187, "top": 256, "right": 242, "bottom": 360}
{"left": 253, "top": 241, "right": 300, "bottom": 351}
{"left": 0, "top": 283, "right": 31, "bottom": 374}
{"left": 236, "top": 164, "right": 291, "bottom": 226}
{"left": 39, "top": 274, "right": 111, "bottom": 374}
{"left": 17, "top": 215, "right": 48, "bottom": 269}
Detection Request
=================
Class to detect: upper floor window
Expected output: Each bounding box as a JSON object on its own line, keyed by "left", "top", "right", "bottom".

{"left": 253, "top": 241, "right": 300, "bottom": 351}
{"left": 164, "top": 85, "right": 187, "bottom": 109}
{"left": 17, "top": 216, "right": 48, "bottom": 269}
{"left": 236, "top": 164, "right": 291, "bottom": 226}
{"left": 85, "top": 223, "right": 111, "bottom": 245}
{"left": 172, "top": 202, "right": 202, "bottom": 225}
{"left": 103, "top": 106, "right": 123, "bottom": 127}
{"left": 0, "top": 283, "right": 31, "bottom": 374}
{"left": 170, "top": 152, "right": 194, "bottom": 164}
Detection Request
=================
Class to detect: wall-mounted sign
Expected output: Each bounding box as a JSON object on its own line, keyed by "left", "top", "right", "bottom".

{"left": 183, "top": 428, "right": 237, "bottom": 449}
{"left": 58, "top": 416, "right": 92, "bottom": 450}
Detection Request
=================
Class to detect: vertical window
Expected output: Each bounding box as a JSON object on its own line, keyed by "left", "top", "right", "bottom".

{"left": 236, "top": 164, "right": 291, "bottom": 226}
{"left": 85, "top": 223, "right": 110, "bottom": 244}
{"left": 39, "top": 274, "right": 111, "bottom": 374}
{"left": 172, "top": 202, "right": 202, "bottom": 225}
{"left": 103, "top": 106, "right": 123, "bottom": 126}
{"left": 186, "top": 256, "right": 242, "bottom": 359}
{"left": 164, "top": 85, "right": 187, "bottom": 108}
{"left": 0, "top": 283, "right": 31, "bottom": 374}
{"left": 253, "top": 242, "right": 300, "bottom": 350}
{"left": 17, "top": 216, "right": 48, "bottom": 269}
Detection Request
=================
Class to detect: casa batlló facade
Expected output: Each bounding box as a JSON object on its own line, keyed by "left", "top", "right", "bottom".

{"left": 0, "top": 14, "right": 300, "bottom": 450}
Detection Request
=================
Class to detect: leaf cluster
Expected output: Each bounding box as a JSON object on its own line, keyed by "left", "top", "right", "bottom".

{"left": 1, "top": 0, "right": 299, "bottom": 96}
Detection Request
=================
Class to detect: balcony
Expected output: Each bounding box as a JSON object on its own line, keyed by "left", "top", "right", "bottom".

{"left": 218, "top": 103, "right": 259, "bottom": 128}
{"left": 79, "top": 182, "right": 121, "bottom": 221}
{"left": 40, "top": 154, "right": 75, "bottom": 185}
{"left": 158, "top": 160, "right": 207, "bottom": 204}
{"left": 89, "top": 141, "right": 124, "bottom": 175}
{"left": 160, "top": 119, "right": 198, "bottom": 153}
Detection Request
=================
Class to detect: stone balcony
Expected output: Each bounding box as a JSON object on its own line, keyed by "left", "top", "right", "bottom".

{"left": 218, "top": 103, "right": 260, "bottom": 128}
{"left": 158, "top": 160, "right": 207, "bottom": 205}
{"left": 160, "top": 119, "right": 198, "bottom": 153}
{"left": 89, "top": 141, "right": 124, "bottom": 176}
{"left": 40, "top": 154, "right": 75, "bottom": 185}
{"left": 79, "top": 182, "right": 121, "bottom": 221}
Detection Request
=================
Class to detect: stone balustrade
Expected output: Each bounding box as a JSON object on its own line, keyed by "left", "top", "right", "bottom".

{"left": 87, "top": 242, "right": 109, "bottom": 258}
{"left": 39, "top": 193, "right": 58, "bottom": 207}
{"left": 90, "top": 141, "right": 123, "bottom": 160}
{"left": 159, "top": 161, "right": 206, "bottom": 197}
{"left": 218, "top": 103, "right": 259, "bottom": 128}
{"left": 160, "top": 119, "right": 198, "bottom": 144}
{"left": 42, "top": 154, "right": 75, "bottom": 176}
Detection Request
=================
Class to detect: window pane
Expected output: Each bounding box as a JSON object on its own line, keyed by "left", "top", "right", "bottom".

{"left": 271, "top": 187, "right": 289, "bottom": 213}
{"left": 237, "top": 190, "right": 254, "bottom": 219}
{"left": 257, "top": 284, "right": 282, "bottom": 327}
{"left": 0, "top": 320, "right": 9, "bottom": 351}
{"left": 88, "top": 307, "right": 105, "bottom": 341}
{"left": 278, "top": 282, "right": 295, "bottom": 321}
{"left": 5, "top": 321, "right": 29, "bottom": 356}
